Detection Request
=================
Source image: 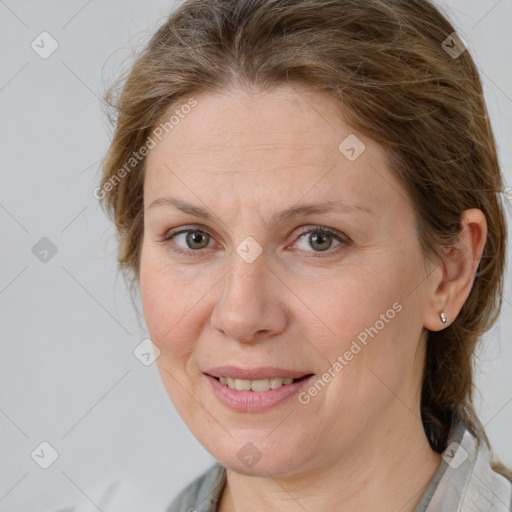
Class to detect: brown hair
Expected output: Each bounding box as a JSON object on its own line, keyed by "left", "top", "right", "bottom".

{"left": 98, "top": 0, "right": 510, "bottom": 479}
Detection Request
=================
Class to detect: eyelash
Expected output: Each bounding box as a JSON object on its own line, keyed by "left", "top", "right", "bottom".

{"left": 159, "top": 225, "right": 350, "bottom": 259}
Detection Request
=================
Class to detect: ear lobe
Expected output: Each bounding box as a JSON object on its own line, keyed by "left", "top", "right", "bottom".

{"left": 423, "top": 208, "right": 487, "bottom": 332}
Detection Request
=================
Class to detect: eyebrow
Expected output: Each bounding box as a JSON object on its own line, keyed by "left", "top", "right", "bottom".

{"left": 147, "top": 195, "right": 374, "bottom": 229}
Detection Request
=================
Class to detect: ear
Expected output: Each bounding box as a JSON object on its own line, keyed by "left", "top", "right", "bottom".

{"left": 424, "top": 208, "right": 487, "bottom": 331}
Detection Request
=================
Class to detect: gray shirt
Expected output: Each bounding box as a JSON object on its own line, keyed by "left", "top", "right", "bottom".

{"left": 166, "top": 418, "right": 512, "bottom": 511}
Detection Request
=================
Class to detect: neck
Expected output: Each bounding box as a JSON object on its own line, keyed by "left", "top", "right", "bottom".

{"left": 218, "top": 407, "right": 442, "bottom": 512}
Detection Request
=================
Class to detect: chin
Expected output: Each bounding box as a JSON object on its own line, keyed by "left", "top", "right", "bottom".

{"left": 203, "top": 435, "right": 312, "bottom": 478}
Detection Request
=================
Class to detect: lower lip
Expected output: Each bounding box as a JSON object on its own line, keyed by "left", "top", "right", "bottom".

{"left": 206, "top": 374, "right": 314, "bottom": 412}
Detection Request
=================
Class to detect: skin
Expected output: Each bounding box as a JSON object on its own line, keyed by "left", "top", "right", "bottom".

{"left": 139, "top": 85, "right": 487, "bottom": 512}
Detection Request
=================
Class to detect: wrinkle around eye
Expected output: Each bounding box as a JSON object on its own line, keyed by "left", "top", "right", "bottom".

{"left": 155, "top": 224, "right": 351, "bottom": 261}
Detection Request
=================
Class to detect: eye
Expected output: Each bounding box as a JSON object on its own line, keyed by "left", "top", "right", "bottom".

{"left": 160, "top": 225, "right": 349, "bottom": 258}
{"left": 162, "top": 227, "right": 215, "bottom": 255}
{"left": 293, "top": 227, "right": 346, "bottom": 254}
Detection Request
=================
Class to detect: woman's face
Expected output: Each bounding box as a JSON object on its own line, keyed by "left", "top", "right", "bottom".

{"left": 140, "top": 85, "right": 436, "bottom": 477}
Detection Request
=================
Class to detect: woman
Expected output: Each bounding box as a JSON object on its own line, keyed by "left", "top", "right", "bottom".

{"left": 97, "top": 0, "right": 512, "bottom": 510}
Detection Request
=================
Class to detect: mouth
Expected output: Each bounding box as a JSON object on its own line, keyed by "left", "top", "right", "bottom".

{"left": 204, "top": 367, "right": 315, "bottom": 412}
{"left": 211, "top": 374, "right": 312, "bottom": 392}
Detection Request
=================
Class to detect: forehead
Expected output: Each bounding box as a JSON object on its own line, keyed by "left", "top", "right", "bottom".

{"left": 149, "top": 85, "right": 351, "bottom": 159}
{"left": 143, "top": 86, "right": 399, "bottom": 212}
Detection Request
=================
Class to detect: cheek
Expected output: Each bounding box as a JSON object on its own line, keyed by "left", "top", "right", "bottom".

{"left": 302, "top": 269, "right": 401, "bottom": 351}
{"left": 317, "top": 267, "right": 426, "bottom": 411}
{"left": 140, "top": 259, "right": 203, "bottom": 413}
{"left": 306, "top": 254, "right": 423, "bottom": 388}
{"left": 139, "top": 244, "right": 201, "bottom": 358}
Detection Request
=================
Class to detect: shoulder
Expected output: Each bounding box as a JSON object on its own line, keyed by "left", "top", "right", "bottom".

{"left": 165, "top": 462, "right": 227, "bottom": 512}
{"left": 8, "top": 466, "right": 226, "bottom": 512}
{"left": 469, "top": 433, "right": 512, "bottom": 511}
{"left": 431, "top": 420, "right": 512, "bottom": 511}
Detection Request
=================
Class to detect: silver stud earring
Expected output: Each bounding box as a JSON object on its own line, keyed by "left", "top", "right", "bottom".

{"left": 440, "top": 312, "right": 447, "bottom": 324}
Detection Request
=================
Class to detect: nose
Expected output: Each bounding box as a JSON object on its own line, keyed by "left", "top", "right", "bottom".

{"left": 209, "top": 252, "right": 288, "bottom": 344}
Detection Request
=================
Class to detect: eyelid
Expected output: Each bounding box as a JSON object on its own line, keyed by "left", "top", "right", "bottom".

{"left": 291, "top": 225, "right": 349, "bottom": 255}
{"left": 160, "top": 225, "right": 216, "bottom": 257}
{"left": 160, "top": 224, "right": 350, "bottom": 257}
{"left": 161, "top": 224, "right": 214, "bottom": 241}
{"left": 294, "top": 225, "right": 348, "bottom": 242}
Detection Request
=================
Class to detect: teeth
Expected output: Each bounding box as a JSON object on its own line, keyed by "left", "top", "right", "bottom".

{"left": 218, "top": 376, "right": 297, "bottom": 391}
{"left": 250, "top": 379, "right": 270, "bottom": 392}
{"left": 235, "top": 379, "right": 251, "bottom": 391}
{"left": 270, "top": 377, "right": 284, "bottom": 389}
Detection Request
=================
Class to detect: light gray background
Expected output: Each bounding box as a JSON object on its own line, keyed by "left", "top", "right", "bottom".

{"left": 0, "top": 0, "right": 511, "bottom": 510}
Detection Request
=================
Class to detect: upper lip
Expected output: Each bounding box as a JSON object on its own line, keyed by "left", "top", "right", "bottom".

{"left": 206, "top": 366, "right": 313, "bottom": 380}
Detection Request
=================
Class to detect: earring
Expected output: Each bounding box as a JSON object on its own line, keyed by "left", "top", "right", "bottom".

{"left": 440, "top": 312, "right": 447, "bottom": 324}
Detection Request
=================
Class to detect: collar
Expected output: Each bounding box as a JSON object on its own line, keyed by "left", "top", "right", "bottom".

{"left": 422, "top": 417, "right": 512, "bottom": 511}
